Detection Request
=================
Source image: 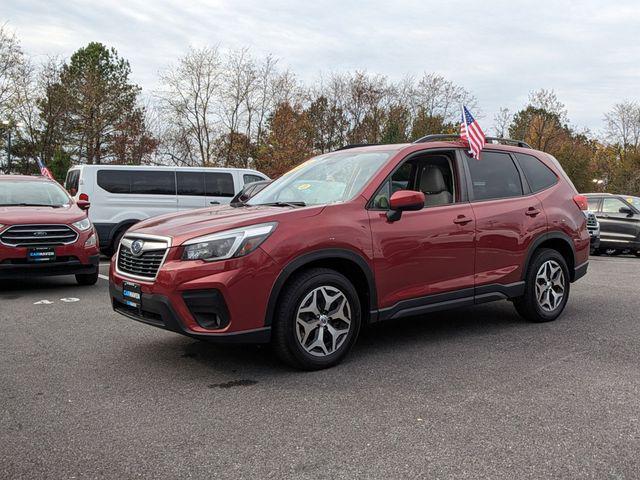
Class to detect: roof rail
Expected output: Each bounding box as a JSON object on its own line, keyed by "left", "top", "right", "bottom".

{"left": 413, "top": 134, "right": 460, "bottom": 144}
{"left": 413, "top": 134, "right": 531, "bottom": 149}
{"left": 334, "top": 143, "right": 380, "bottom": 151}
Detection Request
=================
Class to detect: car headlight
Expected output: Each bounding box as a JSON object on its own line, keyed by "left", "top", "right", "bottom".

{"left": 72, "top": 218, "right": 92, "bottom": 232}
{"left": 182, "top": 222, "right": 277, "bottom": 261}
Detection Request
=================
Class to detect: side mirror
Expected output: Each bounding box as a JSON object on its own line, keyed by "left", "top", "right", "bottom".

{"left": 619, "top": 206, "right": 634, "bottom": 216}
{"left": 77, "top": 199, "right": 91, "bottom": 211}
{"left": 387, "top": 190, "right": 425, "bottom": 222}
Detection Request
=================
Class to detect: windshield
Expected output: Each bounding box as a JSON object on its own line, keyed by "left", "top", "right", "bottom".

{"left": 248, "top": 150, "right": 393, "bottom": 207}
{"left": 0, "top": 180, "right": 71, "bottom": 207}
{"left": 625, "top": 196, "right": 640, "bottom": 210}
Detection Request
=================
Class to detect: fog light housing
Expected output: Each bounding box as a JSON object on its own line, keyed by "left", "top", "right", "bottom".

{"left": 182, "top": 289, "right": 230, "bottom": 330}
{"left": 85, "top": 234, "right": 97, "bottom": 248}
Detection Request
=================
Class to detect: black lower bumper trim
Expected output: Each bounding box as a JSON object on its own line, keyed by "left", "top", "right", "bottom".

{"left": 0, "top": 255, "right": 99, "bottom": 279}
{"left": 574, "top": 261, "right": 589, "bottom": 281}
{"left": 109, "top": 282, "right": 271, "bottom": 344}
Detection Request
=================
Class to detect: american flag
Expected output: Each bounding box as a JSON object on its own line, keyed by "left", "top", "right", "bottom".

{"left": 460, "top": 106, "right": 485, "bottom": 159}
{"left": 36, "top": 157, "right": 54, "bottom": 180}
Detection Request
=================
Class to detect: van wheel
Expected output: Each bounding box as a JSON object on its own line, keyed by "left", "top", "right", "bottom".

{"left": 272, "top": 268, "right": 361, "bottom": 370}
{"left": 76, "top": 269, "right": 98, "bottom": 286}
{"left": 514, "top": 248, "right": 570, "bottom": 323}
{"left": 635, "top": 250, "right": 640, "bottom": 258}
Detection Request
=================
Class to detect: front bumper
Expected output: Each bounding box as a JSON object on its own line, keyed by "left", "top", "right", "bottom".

{"left": 109, "top": 247, "right": 279, "bottom": 343}
{"left": 0, "top": 254, "right": 99, "bottom": 279}
{"left": 109, "top": 282, "right": 271, "bottom": 343}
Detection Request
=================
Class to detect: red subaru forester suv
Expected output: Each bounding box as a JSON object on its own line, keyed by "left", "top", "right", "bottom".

{"left": 109, "top": 137, "right": 589, "bottom": 369}
{"left": 0, "top": 175, "right": 99, "bottom": 284}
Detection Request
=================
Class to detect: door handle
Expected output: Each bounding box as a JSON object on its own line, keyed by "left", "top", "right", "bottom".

{"left": 525, "top": 207, "right": 541, "bottom": 217}
{"left": 453, "top": 215, "right": 473, "bottom": 225}
{"left": 210, "top": 201, "right": 220, "bottom": 205}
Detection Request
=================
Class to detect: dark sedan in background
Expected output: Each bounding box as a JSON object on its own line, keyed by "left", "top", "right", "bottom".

{"left": 585, "top": 193, "right": 640, "bottom": 257}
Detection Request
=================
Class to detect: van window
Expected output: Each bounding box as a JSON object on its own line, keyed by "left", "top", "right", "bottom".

{"left": 205, "top": 172, "right": 234, "bottom": 197}
{"left": 97, "top": 170, "right": 176, "bottom": 195}
{"left": 65, "top": 170, "right": 80, "bottom": 195}
{"left": 131, "top": 171, "right": 176, "bottom": 195}
{"left": 587, "top": 197, "right": 600, "bottom": 211}
{"left": 243, "top": 174, "right": 264, "bottom": 185}
{"left": 177, "top": 172, "right": 205, "bottom": 196}
{"left": 466, "top": 152, "right": 523, "bottom": 201}
{"left": 97, "top": 170, "right": 131, "bottom": 193}
{"left": 515, "top": 153, "right": 558, "bottom": 192}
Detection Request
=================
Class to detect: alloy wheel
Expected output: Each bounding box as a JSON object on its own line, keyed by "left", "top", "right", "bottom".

{"left": 295, "top": 286, "right": 352, "bottom": 357}
{"left": 535, "top": 260, "right": 565, "bottom": 312}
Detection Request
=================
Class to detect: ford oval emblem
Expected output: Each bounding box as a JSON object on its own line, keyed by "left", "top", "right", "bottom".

{"left": 131, "top": 239, "right": 144, "bottom": 255}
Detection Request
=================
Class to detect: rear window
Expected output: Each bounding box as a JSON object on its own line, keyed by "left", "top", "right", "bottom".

{"left": 587, "top": 197, "right": 600, "bottom": 211}
{"left": 515, "top": 153, "right": 558, "bottom": 192}
{"left": 177, "top": 172, "right": 205, "bottom": 196}
{"left": 466, "top": 151, "right": 523, "bottom": 201}
{"left": 65, "top": 170, "right": 80, "bottom": 196}
{"left": 97, "top": 170, "right": 176, "bottom": 195}
{"left": 205, "top": 172, "right": 234, "bottom": 197}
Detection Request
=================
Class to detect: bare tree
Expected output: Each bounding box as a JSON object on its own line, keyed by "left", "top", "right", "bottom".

{"left": 493, "top": 107, "right": 512, "bottom": 137}
{"left": 0, "top": 23, "right": 23, "bottom": 118}
{"left": 156, "top": 46, "right": 222, "bottom": 166}
{"left": 604, "top": 100, "right": 640, "bottom": 154}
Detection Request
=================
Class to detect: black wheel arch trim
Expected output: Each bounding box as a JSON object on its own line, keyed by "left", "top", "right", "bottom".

{"left": 522, "top": 230, "right": 579, "bottom": 282}
{"left": 264, "top": 248, "right": 377, "bottom": 327}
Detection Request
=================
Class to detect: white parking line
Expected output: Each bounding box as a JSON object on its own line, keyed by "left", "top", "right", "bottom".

{"left": 98, "top": 274, "right": 109, "bottom": 281}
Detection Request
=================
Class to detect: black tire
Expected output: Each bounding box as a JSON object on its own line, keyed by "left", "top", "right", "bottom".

{"left": 272, "top": 268, "right": 361, "bottom": 370}
{"left": 76, "top": 269, "right": 99, "bottom": 286}
{"left": 591, "top": 248, "right": 601, "bottom": 256}
{"left": 105, "top": 227, "right": 129, "bottom": 258}
{"left": 635, "top": 250, "right": 640, "bottom": 258}
{"left": 513, "top": 248, "right": 570, "bottom": 323}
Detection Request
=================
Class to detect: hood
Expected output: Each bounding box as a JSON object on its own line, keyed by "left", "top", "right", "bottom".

{"left": 130, "top": 204, "right": 324, "bottom": 245}
{"left": 0, "top": 204, "right": 87, "bottom": 226}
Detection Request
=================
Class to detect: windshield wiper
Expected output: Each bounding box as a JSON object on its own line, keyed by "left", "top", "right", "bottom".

{"left": 256, "top": 201, "right": 306, "bottom": 207}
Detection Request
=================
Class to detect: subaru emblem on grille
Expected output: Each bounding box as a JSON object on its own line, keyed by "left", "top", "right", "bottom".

{"left": 131, "top": 239, "right": 144, "bottom": 255}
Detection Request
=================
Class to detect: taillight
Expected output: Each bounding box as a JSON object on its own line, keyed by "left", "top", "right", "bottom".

{"left": 79, "top": 193, "right": 89, "bottom": 201}
{"left": 573, "top": 194, "right": 588, "bottom": 210}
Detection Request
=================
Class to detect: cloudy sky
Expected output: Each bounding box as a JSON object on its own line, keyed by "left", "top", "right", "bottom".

{"left": 4, "top": 0, "right": 640, "bottom": 133}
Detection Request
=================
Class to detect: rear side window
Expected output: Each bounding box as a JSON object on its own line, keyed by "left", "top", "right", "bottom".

{"left": 466, "top": 151, "right": 523, "bottom": 201}
{"left": 97, "top": 170, "right": 176, "bottom": 195}
{"left": 177, "top": 172, "right": 205, "bottom": 196}
{"left": 243, "top": 174, "right": 264, "bottom": 185}
{"left": 587, "top": 197, "right": 600, "bottom": 211}
{"left": 515, "top": 153, "right": 558, "bottom": 192}
{"left": 205, "top": 172, "right": 234, "bottom": 197}
{"left": 65, "top": 170, "right": 80, "bottom": 195}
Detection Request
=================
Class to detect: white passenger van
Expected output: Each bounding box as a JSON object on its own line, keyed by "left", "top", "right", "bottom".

{"left": 64, "top": 165, "right": 269, "bottom": 254}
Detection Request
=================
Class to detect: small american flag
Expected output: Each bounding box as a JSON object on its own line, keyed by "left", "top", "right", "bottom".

{"left": 460, "top": 106, "right": 485, "bottom": 159}
{"left": 36, "top": 158, "right": 54, "bottom": 180}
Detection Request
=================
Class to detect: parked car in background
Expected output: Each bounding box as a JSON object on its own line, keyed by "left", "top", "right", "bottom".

{"left": 230, "top": 179, "right": 272, "bottom": 207}
{"left": 586, "top": 211, "right": 600, "bottom": 254}
{"left": 110, "top": 136, "right": 590, "bottom": 370}
{"left": 0, "top": 175, "right": 99, "bottom": 285}
{"left": 64, "top": 165, "right": 269, "bottom": 255}
{"left": 584, "top": 193, "right": 640, "bottom": 256}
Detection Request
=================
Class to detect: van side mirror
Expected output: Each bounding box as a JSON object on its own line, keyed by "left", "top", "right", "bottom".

{"left": 77, "top": 199, "right": 91, "bottom": 211}
{"left": 386, "top": 190, "right": 425, "bottom": 222}
{"left": 619, "top": 206, "right": 634, "bottom": 216}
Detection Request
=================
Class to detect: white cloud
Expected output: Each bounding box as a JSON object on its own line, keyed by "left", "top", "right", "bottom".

{"left": 4, "top": 0, "right": 640, "bottom": 134}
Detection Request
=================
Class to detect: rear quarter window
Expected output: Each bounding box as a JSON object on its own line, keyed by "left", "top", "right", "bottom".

{"left": 514, "top": 153, "right": 558, "bottom": 192}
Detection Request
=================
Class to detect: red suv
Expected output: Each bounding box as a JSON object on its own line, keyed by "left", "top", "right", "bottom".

{"left": 109, "top": 137, "right": 590, "bottom": 369}
{"left": 0, "top": 175, "right": 99, "bottom": 285}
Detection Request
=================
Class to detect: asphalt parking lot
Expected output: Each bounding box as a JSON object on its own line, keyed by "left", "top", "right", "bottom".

{"left": 1, "top": 256, "right": 639, "bottom": 479}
